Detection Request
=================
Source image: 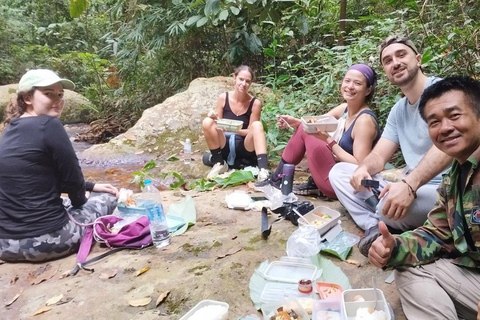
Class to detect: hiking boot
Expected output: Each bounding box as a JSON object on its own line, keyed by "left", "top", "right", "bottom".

{"left": 358, "top": 224, "right": 381, "bottom": 257}
{"left": 254, "top": 174, "right": 281, "bottom": 190}
{"left": 257, "top": 168, "right": 270, "bottom": 181}
{"left": 207, "top": 162, "right": 229, "bottom": 179}
{"left": 293, "top": 176, "right": 323, "bottom": 197}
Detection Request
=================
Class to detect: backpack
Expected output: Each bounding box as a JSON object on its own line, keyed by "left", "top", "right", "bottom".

{"left": 71, "top": 215, "right": 152, "bottom": 275}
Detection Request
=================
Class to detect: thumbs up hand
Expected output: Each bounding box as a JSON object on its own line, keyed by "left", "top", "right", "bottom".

{"left": 368, "top": 221, "right": 396, "bottom": 268}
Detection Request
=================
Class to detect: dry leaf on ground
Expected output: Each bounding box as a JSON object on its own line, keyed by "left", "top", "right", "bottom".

{"left": 128, "top": 297, "right": 152, "bottom": 307}
{"left": 155, "top": 291, "right": 170, "bottom": 307}
{"left": 33, "top": 306, "right": 52, "bottom": 316}
{"left": 5, "top": 291, "right": 21, "bottom": 307}
{"left": 136, "top": 266, "right": 150, "bottom": 277}
{"left": 46, "top": 294, "right": 64, "bottom": 306}
{"left": 99, "top": 269, "right": 118, "bottom": 279}
{"left": 10, "top": 275, "right": 19, "bottom": 285}
{"left": 344, "top": 259, "right": 362, "bottom": 267}
{"left": 217, "top": 247, "right": 242, "bottom": 259}
{"left": 27, "top": 264, "right": 57, "bottom": 285}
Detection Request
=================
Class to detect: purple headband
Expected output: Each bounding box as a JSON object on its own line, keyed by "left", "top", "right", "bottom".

{"left": 347, "top": 64, "right": 376, "bottom": 87}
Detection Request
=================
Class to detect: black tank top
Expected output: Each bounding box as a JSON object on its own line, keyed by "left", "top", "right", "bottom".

{"left": 222, "top": 92, "right": 256, "bottom": 129}
{"left": 338, "top": 109, "right": 381, "bottom": 155}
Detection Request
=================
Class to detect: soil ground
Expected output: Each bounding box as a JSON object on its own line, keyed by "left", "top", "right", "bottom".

{"left": 1, "top": 146, "right": 406, "bottom": 320}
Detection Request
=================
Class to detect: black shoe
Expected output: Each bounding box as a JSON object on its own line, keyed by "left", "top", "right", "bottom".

{"left": 254, "top": 175, "right": 281, "bottom": 190}
{"left": 293, "top": 176, "right": 323, "bottom": 197}
{"left": 358, "top": 225, "right": 381, "bottom": 257}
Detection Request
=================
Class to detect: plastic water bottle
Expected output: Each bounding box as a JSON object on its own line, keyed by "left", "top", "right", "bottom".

{"left": 184, "top": 138, "right": 191, "bottom": 164}
{"left": 142, "top": 180, "right": 171, "bottom": 248}
{"left": 281, "top": 164, "right": 295, "bottom": 196}
{"left": 146, "top": 203, "right": 171, "bottom": 248}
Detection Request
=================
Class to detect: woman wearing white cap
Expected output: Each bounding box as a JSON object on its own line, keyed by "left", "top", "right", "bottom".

{"left": 0, "top": 69, "right": 118, "bottom": 262}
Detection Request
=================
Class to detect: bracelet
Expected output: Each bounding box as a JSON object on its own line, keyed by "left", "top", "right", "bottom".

{"left": 401, "top": 179, "right": 417, "bottom": 199}
{"left": 327, "top": 140, "right": 337, "bottom": 151}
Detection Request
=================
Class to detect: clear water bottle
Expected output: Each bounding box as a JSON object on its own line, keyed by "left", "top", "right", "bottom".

{"left": 146, "top": 204, "right": 171, "bottom": 248}
{"left": 142, "top": 179, "right": 160, "bottom": 194}
{"left": 184, "top": 138, "right": 191, "bottom": 164}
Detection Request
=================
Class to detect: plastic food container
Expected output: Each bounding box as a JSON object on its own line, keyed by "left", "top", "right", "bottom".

{"left": 342, "top": 288, "right": 391, "bottom": 320}
{"left": 298, "top": 206, "right": 341, "bottom": 236}
{"left": 313, "top": 299, "right": 343, "bottom": 320}
{"left": 262, "top": 297, "right": 310, "bottom": 320}
{"left": 301, "top": 115, "right": 338, "bottom": 133}
{"left": 216, "top": 119, "right": 243, "bottom": 132}
{"left": 116, "top": 198, "right": 156, "bottom": 216}
{"left": 263, "top": 261, "right": 318, "bottom": 284}
{"left": 260, "top": 282, "right": 313, "bottom": 305}
{"left": 179, "top": 299, "right": 229, "bottom": 320}
{"left": 315, "top": 282, "right": 343, "bottom": 300}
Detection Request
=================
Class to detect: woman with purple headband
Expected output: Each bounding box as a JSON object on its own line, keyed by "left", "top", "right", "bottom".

{"left": 256, "top": 63, "right": 381, "bottom": 199}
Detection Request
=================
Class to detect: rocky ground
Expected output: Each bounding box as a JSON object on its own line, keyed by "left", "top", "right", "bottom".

{"left": 1, "top": 157, "right": 406, "bottom": 320}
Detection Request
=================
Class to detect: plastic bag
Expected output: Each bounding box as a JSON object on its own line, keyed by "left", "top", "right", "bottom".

{"left": 256, "top": 184, "right": 298, "bottom": 210}
{"left": 286, "top": 225, "right": 322, "bottom": 258}
{"left": 320, "top": 231, "right": 360, "bottom": 260}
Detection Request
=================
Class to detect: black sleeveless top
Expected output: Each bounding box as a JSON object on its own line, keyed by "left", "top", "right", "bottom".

{"left": 222, "top": 92, "right": 256, "bottom": 129}
{"left": 338, "top": 109, "right": 381, "bottom": 155}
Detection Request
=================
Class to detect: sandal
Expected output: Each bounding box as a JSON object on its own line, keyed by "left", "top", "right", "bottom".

{"left": 293, "top": 176, "right": 323, "bottom": 197}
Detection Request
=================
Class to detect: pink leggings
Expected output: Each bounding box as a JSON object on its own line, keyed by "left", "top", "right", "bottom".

{"left": 282, "top": 126, "right": 337, "bottom": 198}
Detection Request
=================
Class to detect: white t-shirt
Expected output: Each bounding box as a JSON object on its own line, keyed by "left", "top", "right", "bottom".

{"left": 382, "top": 76, "right": 444, "bottom": 183}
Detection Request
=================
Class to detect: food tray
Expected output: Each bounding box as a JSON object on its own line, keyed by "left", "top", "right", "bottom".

{"left": 260, "top": 282, "right": 313, "bottom": 305}
{"left": 301, "top": 115, "right": 338, "bottom": 133}
{"left": 342, "top": 288, "right": 391, "bottom": 320}
{"left": 179, "top": 299, "right": 229, "bottom": 320}
{"left": 298, "top": 206, "right": 341, "bottom": 236}
{"left": 263, "top": 261, "right": 318, "bottom": 284}
{"left": 116, "top": 198, "right": 156, "bottom": 216}
{"left": 315, "top": 282, "right": 343, "bottom": 300}
{"left": 216, "top": 119, "right": 243, "bottom": 132}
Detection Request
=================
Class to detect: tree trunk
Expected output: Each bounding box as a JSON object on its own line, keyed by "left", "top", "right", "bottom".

{"left": 339, "top": 0, "right": 347, "bottom": 45}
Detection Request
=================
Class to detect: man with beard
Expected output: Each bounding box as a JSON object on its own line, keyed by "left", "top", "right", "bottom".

{"left": 329, "top": 36, "right": 452, "bottom": 256}
{"left": 368, "top": 76, "right": 480, "bottom": 320}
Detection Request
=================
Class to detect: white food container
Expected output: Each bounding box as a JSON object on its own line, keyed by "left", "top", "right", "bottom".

{"left": 298, "top": 206, "right": 341, "bottom": 236}
{"left": 263, "top": 261, "right": 318, "bottom": 284}
{"left": 301, "top": 115, "right": 339, "bottom": 133}
{"left": 342, "top": 288, "right": 391, "bottom": 320}
{"left": 216, "top": 119, "right": 243, "bottom": 132}
{"left": 179, "top": 299, "right": 229, "bottom": 320}
{"left": 313, "top": 299, "right": 344, "bottom": 320}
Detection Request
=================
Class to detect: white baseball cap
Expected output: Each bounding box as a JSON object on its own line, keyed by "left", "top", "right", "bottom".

{"left": 18, "top": 69, "right": 75, "bottom": 92}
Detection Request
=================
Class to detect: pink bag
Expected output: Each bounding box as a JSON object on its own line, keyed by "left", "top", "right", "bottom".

{"left": 71, "top": 215, "right": 152, "bottom": 275}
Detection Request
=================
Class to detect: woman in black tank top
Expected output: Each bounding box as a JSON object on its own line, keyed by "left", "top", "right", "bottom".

{"left": 202, "top": 65, "right": 270, "bottom": 181}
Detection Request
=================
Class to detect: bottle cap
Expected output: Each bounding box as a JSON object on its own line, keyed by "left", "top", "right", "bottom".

{"left": 186, "top": 138, "right": 191, "bottom": 143}
{"left": 282, "top": 164, "right": 295, "bottom": 176}
{"left": 144, "top": 179, "right": 152, "bottom": 185}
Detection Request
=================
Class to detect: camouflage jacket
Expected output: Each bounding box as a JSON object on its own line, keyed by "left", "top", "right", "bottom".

{"left": 387, "top": 155, "right": 480, "bottom": 269}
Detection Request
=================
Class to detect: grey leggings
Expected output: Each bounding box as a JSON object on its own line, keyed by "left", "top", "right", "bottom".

{"left": 0, "top": 192, "right": 117, "bottom": 262}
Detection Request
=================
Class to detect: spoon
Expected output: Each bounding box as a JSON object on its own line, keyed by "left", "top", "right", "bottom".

{"left": 292, "top": 208, "right": 310, "bottom": 225}
{"left": 372, "top": 276, "right": 378, "bottom": 311}
{"left": 277, "top": 116, "right": 294, "bottom": 130}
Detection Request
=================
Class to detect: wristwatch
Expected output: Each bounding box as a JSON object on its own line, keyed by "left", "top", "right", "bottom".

{"left": 327, "top": 140, "right": 337, "bottom": 151}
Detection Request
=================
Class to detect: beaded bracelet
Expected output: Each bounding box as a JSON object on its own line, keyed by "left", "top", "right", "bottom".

{"left": 401, "top": 179, "right": 417, "bottom": 199}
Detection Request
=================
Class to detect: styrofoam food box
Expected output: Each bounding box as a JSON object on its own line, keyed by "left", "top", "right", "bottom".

{"left": 298, "top": 206, "right": 341, "bottom": 235}
{"left": 179, "top": 299, "right": 229, "bottom": 320}
{"left": 342, "top": 288, "right": 391, "bottom": 320}
{"left": 216, "top": 119, "right": 243, "bottom": 132}
{"left": 301, "top": 115, "right": 339, "bottom": 133}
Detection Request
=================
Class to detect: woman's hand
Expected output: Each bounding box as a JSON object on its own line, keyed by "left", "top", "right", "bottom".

{"left": 208, "top": 110, "right": 219, "bottom": 120}
{"left": 276, "top": 115, "right": 299, "bottom": 129}
{"left": 92, "top": 184, "right": 119, "bottom": 197}
{"left": 311, "top": 129, "right": 330, "bottom": 141}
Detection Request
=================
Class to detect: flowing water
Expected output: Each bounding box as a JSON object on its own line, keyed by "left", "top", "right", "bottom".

{"left": 65, "top": 123, "right": 144, "bottom": 192}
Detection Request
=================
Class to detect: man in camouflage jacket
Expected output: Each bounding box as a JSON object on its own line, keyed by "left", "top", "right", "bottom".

{"left": 369, "top": 76, "right": 480, "bottom": 320}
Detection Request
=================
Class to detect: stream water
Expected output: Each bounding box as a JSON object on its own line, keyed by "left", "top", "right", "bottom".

{"left": 65, "top": 123, "right": 144, "bottom": 192}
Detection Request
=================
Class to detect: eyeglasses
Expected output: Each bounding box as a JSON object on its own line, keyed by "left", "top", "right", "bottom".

{"left": 379, "top": 36, "right": 419, "bottom": 62}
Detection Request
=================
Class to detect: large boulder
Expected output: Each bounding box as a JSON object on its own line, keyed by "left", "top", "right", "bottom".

{"left": 0, "top": 84, "right": 94, "bottom": 124}
{"left": 82, "top": 76, "right": 270, "bottom": 162}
